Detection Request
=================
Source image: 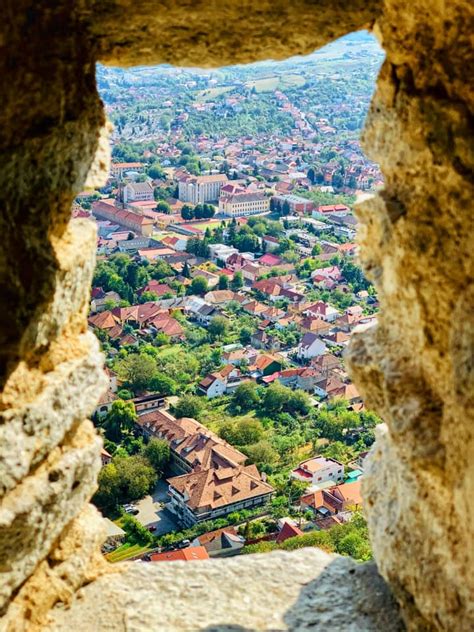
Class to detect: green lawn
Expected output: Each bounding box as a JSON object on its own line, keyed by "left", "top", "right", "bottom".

{"left": 106, "top": 542, "right": 153, "bottom": 563}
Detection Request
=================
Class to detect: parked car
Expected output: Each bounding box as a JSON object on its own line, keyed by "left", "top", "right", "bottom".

{"left": 147, "top": 525, "right": 157, "bottom": 532}
{"left": 177, "top": 539, "right": 190, "bottom": 549}
{"left": 123, "top": 504, "right": 139, "bottom": 515}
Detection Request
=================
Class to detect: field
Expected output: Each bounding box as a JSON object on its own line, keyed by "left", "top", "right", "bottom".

{"left": 196, "top": 86, "right": 234, "bottom": 102}
{"left": 245, "top": 74, "right": 305, "bottom": 92}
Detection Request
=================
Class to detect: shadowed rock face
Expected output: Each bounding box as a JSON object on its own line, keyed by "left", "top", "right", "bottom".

{"left": 0, "top": 1, "right": 472, "bottom": 631}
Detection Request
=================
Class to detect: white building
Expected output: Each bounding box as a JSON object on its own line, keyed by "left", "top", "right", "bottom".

{"left": 178, "top": 174, "right": 228, "bottom": 204}
{"left": 291, "top": 456, "right": 344, "bottom": 487}
{"left": 297, "top": 332, "right": 327, "bottom": 359}
{"left": 219, "top": 192, "right": 269, "bottom": 218}
{"left": 208, "top": 243, "right": 238, "bottom": 263}
{"left": 123, "top": 181, "right": 154, "bottom": 203}
{"left": 110, "top": 162, "right": 145, "bottom": 179}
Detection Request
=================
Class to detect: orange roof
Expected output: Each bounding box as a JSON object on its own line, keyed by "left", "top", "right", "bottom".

{"left": 150, "top": 546, "right": 209, "bottom": 562}
{"left": 276, "top": 521, "right": 303, "bottom": 543}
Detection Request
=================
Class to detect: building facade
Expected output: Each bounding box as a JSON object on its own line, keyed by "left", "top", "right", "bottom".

{"left": 178, "top": 174, "right": 228, "bottom": 204}
{"left": 219, "top": 192, "right": 270, "bottom": 217}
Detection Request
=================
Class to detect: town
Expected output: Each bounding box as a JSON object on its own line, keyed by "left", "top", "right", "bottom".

{"left": 80, "top": 32, "right": 384, "bottom": 565}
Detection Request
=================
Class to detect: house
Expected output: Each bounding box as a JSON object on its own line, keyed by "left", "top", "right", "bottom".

{"left": 92, "top": 200, "right": 154, "bottom": 236}
{"left": 258, "top": 253, "right": 283, "bottom": 267}
{"left": 100, "top": 447, "right": 112, "bottom": 466}
{"left": 321, "top": 481, "right": 363, "bottom": 514}
{"left": 311, "top": 354, "right": 340, "bottom": 375}
{"left": 304, "top": 301, "right": 339, "bottom": 322}
{"left": 262, "top": 235, "right": 280, "bottom": 252}
{"left": 252, "top": 278, "right": 282, "bottom": 300}
{"left": 249, "top": 353, "right": 283, "bottom": 377}
{"left": 191, "top": 527, "right": 245, "bottom": 557}
{"left": 297, "top": 332, "right": 327, "bottom": 360}
{"left": 299, "top": 316, "right": 332, "bottom": 336}
{"left": 197, "top": 372, "right": 227, "bottom": 398}
{"left": 241, "top": 262, "right": 261, "bottom": 284}
{"left": 90, "top": 289, "right": 121, "bottom": 313}
{"left": 136, "top": 409, "right": 247, "bottom": 476}
{"left": 139, "top": 280, "right": 174, "bottom": 298}
{"left": 168, "top": 464, "right": 274, "bottom": 527}
{"left": 132, "top": 393, "right": 166, "bottom": 414}
{"left": 272, "top": 194, "right": 315, "bottom": 214}
{"left": 208, "top": 243, "right": 238, "bottom": 263}
{"left": 291, "top": 456, "right": 344, "bottom": 487}
{"left": 150, "top": 546, "right": 210, "bottom": 563}
{"left": 313, "top": 375, "right": 346, "bottom": 400}
{"left": 275, "top": 519, "right": 303, "bottom": 544}
{"left": 204, "top": 290, "right": 236, "bottom": 305}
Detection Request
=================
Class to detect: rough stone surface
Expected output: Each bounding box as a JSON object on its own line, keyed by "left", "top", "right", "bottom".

{"left": 47, "top": 550, "right": 403, "bottom": 631}
{"left": 0, "top": 0, "right": 472, "bottom": 630}
{"left": 88, "top": 0, "right": 382, "bottom": 68}
{"left": 0, "top": 420, "right": 102, "bottom": 612}
{"left": 2, "top": 505, "right": 110, "bottom": 632}
{"left": 345, "top": 2, "right": 474, "bottom": 628}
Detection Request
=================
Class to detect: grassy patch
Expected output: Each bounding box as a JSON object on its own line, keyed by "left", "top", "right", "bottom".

{"left": 106, "top": 542, "right": 153, "bottom": 563}
{"left": 196, "top": 86, "right": 234, "bottom": 102}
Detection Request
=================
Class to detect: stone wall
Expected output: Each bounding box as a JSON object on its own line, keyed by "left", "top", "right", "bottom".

{"left": 0, "top": 1, "right": 472, "bottom": 630}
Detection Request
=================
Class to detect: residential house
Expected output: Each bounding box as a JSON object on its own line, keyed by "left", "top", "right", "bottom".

{"left": 291, "top": 456, "right": 344, "bottom": 487}
{"left": 297, "top": 332, "right": 327, "bottom": 360}
{"left": 303, "top": 301, "right": 340, "bottom": 323}
{"left": 150, "top": 546, "right": 210, "bottom": 563}
{"left": 275, "top": 519, "right": 303, "bottom": 544}
{"left": 191, "top": 527, "right": 245, "bottom": 558}
{"left": 321, "top": 481, "right": 363, "bottom": 515}
{"left": 168, "top": 464, "right": 273, "bottom": 527}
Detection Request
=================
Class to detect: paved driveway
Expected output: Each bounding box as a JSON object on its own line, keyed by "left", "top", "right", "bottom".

{"left": 134, "top": 480, "right": 178, "bottom": 536}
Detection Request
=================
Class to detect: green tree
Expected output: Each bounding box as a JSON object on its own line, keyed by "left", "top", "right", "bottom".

{"left": 189, "top": 275, "right": 209, "bottom": 296}
{"left": 149, "top": 372, "right": 177, "bottom": 395}
{"left": 208, "top": 315, "right": 228, "bottom": 340}
{"left": 103, "top": 399, "right": 137, "bottom": 443}
{"left": 239, "top": 326, "right": 252, "bottom": 346}
{"left": 94, "top": 462, "right": 121, "bottom": 509}
{"left": 243, "top": 440, "right": 279, "bottom": 468}
{"left": 181, "top": 204, "right": 194, "bottom": 221}
{"left": 261, "top": 382, "right": 288, "bottom": 415}
{"left": 218, "top": 274, "right": 229, "bottom": 290}
{"left": 156, "top": 200, "right": 171, "bottom": 214}
{"left": 143, "top": 438, "right": 170, "bottom": 473}
{"left": 121, "top": 514, "right": 153, "bottom": 545}
{"left": 231, "top": 271, "right": 244, "bottom": 290}
{"left": 173, "top": 394, "right": 204, "bottom": 420}
{"left": 231, "top": 382, "right": 261, "bottom": 412}
{"left": 116, "top": 455, "right": 157, "bottom": 500}
{"left": 117, "top": 353, "right": 157, "bottom": 393}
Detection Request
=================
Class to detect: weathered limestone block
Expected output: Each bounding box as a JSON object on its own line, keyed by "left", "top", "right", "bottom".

{"left": 0, "top": 421, "right": 102, "bottom": 611}
{"left": 0, "top": 333, "right": 106, "bottom": 497}
{"left": 344, "top": 1, "right": 474, "bottom": 624}
{"left": 89, "top": 0, "right": 382, "bottom": 68}
{"left": 47, "top": 549, "right": 403, "bottom": 631}
{"left": 2, "top": 505, "right": 111, "bottom": 632}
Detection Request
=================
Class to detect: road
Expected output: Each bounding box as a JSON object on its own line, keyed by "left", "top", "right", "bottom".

{"left": 134, "top": 480, "right": 178, "bottom": 536}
